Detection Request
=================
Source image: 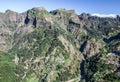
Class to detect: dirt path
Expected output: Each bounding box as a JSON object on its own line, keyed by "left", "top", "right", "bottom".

{"left": 65, "top": 77, "right": 80, "bottom": 82}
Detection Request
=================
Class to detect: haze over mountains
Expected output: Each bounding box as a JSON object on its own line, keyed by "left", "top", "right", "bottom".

{"left": 92, "top": 13, "right": 117, "bottom": 18}
{"left": 0, "top": 7, "right": 119, "bottom": 82}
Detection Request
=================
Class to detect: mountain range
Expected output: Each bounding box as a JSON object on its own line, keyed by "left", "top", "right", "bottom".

{"left": 0, "top": 7, "right": 119, "bottom": 82}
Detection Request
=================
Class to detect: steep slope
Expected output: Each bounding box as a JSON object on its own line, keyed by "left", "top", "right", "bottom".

{"left": 82, "top": 31, "right": 120, "bottom": 82}
{"left": 0, "top": 7, "right": 119, "bottom": 82}
{"left": 10, "top": 27, "right": 82, "bottom": 82}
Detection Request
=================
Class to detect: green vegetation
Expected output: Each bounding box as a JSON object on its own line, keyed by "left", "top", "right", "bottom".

{"left": 0, "top": 7, "right": 120, "bottom": 82}
{"left": 28, "top": 8, "right": 50, "bottom": 18}
{"left": 7, "top": 27, "right": 80, "bottom": 82}
{"left": 0, "top": 52, "right": 19, "bottom": 82}
{"left": 84, "top": 46, "right": 120, "bottom": 82}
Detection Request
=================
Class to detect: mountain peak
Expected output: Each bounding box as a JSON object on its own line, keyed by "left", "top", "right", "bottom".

{"left": 5, "top": 9, "right": 16, "bottom": 13}
{"left": 32, "top": 7, "right": 46, "bottom": 11}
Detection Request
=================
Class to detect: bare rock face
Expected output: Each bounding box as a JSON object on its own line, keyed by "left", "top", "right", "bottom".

{"left": 0, "top": 7, "right": 54, "bottom": 51}
{"left": 80, "top": 38, "right": 103, "bottom": 58}
{"left": 24, "top": 7, "right": 53, "bottom": 29}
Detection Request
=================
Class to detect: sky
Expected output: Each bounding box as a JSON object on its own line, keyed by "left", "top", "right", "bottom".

{"left": 0, "top": 0, "right": 120, "bottom": 15}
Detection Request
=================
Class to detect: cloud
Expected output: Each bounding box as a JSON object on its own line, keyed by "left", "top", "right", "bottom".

{"left": 92, "top": 13, "right": 117, "bottom": 18}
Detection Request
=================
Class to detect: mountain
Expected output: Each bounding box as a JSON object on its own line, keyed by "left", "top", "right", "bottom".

{"left": 0, "top": 7, "right": 119, "bottom": 82}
